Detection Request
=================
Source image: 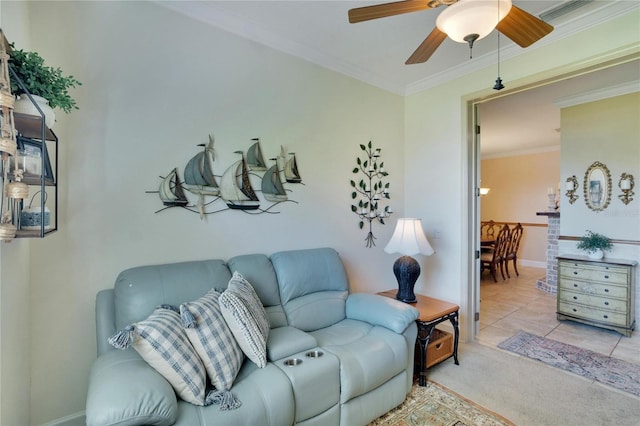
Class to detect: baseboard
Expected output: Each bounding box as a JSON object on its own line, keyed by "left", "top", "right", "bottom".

{"left": 40, "top": 411, "right": 85, "bottom": 426}
{"left": 519, "top": 259, "right": 546, "bottom": 269}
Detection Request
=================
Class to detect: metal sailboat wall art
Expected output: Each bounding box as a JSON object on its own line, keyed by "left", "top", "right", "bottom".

{"left": 246, "top": 138, "right": 267, "bottom": 171}
{"left": 159, "top": 168, "right": 189, "bottom": 206}
{"left": 183, "top": 135, "right": 219, "bottom": 196}
{"left": 262, "top": 158, "right": 287, "bottom": 202}
{"left": 220, "top": 151, "right": 260, "bottom": 210}
{"left": 147, "top": 134, "right": 302, "bottom": 217}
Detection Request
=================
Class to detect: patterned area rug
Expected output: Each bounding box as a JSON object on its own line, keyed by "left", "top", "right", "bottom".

{"left": 498, "top": 330, "right": 640, "bottom": 397}
{"left": 369, "top": 381, "right": 514, "bottom": 426}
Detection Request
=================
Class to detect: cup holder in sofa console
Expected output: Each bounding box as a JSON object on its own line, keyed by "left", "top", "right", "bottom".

{"left": 284, "top": 358, "right": 303, "bottom": 367}
{"left": 305, "top": 350, "right": 324, "bottom": 358}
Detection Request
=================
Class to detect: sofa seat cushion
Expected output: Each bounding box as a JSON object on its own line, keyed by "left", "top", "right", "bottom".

{"left": 309, "top": 319, "right": 372, "bottom": 347}
{"left": 173, "top": 361, "right": 295, "bottom": 426}
{"left": 311, "top": 320, "right": 409, "bottom": 403}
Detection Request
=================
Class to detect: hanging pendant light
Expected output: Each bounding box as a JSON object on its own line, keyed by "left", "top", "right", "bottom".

{"left": 437, "top": 0, "right": 512, "bottom": 50}
{"left": 493, "top": 0, "right": 505, "bottom": 90}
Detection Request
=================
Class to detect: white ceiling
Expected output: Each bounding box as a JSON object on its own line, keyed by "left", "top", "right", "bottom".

{"left": 158, "top": 1, "right": 640, "bottom": 155}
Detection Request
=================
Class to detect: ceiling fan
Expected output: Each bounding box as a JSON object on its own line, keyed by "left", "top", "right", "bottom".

{"left": 348, "top": 0, "right": 554, "bottom": 65}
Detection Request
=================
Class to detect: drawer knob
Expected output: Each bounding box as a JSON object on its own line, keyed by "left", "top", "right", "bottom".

{"left": 573, "top": 284, "right": 578, "bottom": 288}
{"left": 604, "top": 275, "right": 609, "bottom": 279}
{"left": 573, "top": 271, "right": 578, "bottom": 275}
{"left": 573, "top": 308, "right": 577, "bottom": 312}
{"left": 604, "top": 301, "right": 609, "bottom": 306}
{"left": 603, "top": 315, "right": 609, "bottom": 319}
{"left": 573, "top": 296, "right": 577, "bottom": 300}
{"left": 604, "top": 289, "right": 609, "bottom": 293}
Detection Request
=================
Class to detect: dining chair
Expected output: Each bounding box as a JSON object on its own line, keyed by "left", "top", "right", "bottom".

{"left": 480, "top": 224, "right": 510, "bottom": 282}
{"left": 480, "top": 220, "right": 497, "bottom": 252}
{"left": 504, "top": 223, "right": 524, "bottom": 278}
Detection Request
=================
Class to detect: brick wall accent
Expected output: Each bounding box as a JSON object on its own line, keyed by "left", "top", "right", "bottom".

{"left": 536, "top": 214, "right": 559, "bottom": 293}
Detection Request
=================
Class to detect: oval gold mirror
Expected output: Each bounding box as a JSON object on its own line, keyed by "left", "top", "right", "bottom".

{"left": 583, "top": 161, "right": 612, "bottom": 212}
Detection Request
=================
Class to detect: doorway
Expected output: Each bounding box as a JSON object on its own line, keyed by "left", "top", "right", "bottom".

{"left": 465, "top": 55, "right": 640, "bottom": 342}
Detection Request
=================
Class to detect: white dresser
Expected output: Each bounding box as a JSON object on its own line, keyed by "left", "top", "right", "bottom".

{"left": 557, "top": 254, "right": 637, "bottom": 337}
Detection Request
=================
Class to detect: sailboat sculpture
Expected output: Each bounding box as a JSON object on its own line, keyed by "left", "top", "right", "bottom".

{"left": 261, "top": 158, "right": 287, "bottom": 202}
{"left": 284, "top": 152, "right": 302, "bottom": 184}
{"left": 183, "top": 135, "right": 219, "bottom": 196}
{"left": 159, "top": 168, "right": 189, "bottom": 206}
{"left": 246, "top": 138, "right": 267, "bottom": 171}
{"left": 220, "top": 151, "right": 260, "bottom": 210}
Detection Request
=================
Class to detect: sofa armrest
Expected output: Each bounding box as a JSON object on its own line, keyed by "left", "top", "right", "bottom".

{"left": 86, "top": 349, "right": 177, "bottom": 426}
{"left": 346, "top": 293, "right": 419, "bottom": 333}
{"left": 267, "top": 326, "right": 317, "bottom": 361}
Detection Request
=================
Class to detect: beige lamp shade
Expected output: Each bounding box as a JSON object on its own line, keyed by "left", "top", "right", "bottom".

{"left": 436, "top": 0, "right": 512, "bottom": 43}
{"left": 384, "top": 218, "right": 434, "bottom": 257}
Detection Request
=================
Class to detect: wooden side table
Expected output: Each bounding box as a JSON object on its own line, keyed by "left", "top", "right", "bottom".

{"left": 379, "top": 290, "right": 460, "bottom": 386}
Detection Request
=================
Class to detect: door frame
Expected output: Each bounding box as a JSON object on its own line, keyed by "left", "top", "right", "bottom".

{"left": 462, "top": 50, "right": 640, "bottom": 342}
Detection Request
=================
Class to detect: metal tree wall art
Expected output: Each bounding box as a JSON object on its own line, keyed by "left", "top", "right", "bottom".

{"left": 147, "top": 135, "right": 302, "bottom": 218}
{"left": 350, "top": 141, "right": 392, "bottom": 248}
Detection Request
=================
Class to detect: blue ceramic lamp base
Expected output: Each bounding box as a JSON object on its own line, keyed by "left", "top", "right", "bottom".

{"left": 393, "top": 255, "right": 420, "bottom": 303}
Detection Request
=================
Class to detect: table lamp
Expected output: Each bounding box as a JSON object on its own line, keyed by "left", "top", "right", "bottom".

{"left": 384, "top": 218, "right": 434, "bottom": 303}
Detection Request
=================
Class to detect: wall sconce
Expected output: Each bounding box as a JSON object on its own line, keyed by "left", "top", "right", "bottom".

{"left": 479, "top": 187, "right": 490, "bottom": 196}
{"left": 351, "top": 141, "right": 392, "bottom": 248}
{"left": 618, "top": 173, "right": 634, "bottom": 205}
{"left": 565, "top": 175, "right": 578, "bottom": 204}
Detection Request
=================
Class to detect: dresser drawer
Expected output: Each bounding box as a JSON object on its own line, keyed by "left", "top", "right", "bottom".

{"left": 558, "top": 301, "right": 628, "bottom": 327}
{"left": 559, "top": 264, "right": 628, "bottom": 284}
{"left": 557, "top": 279, "right": 628, "bottom": 299}
{"left": 558, "top": 290, "right": 627, "bottom": 312}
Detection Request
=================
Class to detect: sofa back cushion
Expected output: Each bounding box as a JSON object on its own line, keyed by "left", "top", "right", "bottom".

{"left": 271, "top": 248, "right": 349, "bottom": 331}
{"left": 227, "top": 254, "right": 287, "bottom": 328}
{"left": 114, "top": 260, "right": 231, "bottom": 330}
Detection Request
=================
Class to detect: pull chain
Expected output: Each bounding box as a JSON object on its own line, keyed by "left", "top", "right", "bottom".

{"left": 493, "top": 0, "right": 505, "bottom": 90}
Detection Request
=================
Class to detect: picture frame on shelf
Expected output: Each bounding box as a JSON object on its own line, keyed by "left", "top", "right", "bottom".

{"left": 15, "top": 135, "right": 54, "bottom": 184}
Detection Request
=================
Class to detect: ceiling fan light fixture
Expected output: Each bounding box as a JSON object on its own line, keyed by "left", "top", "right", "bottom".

{"left": 436, "top": 0, "right": 512, "bottom": 44}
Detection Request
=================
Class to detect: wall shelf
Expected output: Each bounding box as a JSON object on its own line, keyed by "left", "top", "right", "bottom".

{"left": 4, "top": 63, "right": 59, "bottom": 239}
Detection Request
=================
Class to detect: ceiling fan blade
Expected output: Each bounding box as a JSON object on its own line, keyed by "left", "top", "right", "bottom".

{"left": 406, "top": 27, "right": 447, "bottom": 64}
{"left": 496, "top": 5, "right": 553, "bottom": 48}
{"left": 348, "top": 0, "right": 432, "bottom": 24}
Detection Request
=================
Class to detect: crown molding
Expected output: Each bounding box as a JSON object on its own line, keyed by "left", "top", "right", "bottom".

{"left": 482, "top": 145, "right": 560, "bottom": 160}
{"left": 554, "top": 80, "right": 640, "bottom": 108}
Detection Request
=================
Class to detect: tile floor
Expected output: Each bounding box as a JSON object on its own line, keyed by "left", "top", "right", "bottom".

{"left": 477, "top": 264, "right": 640, "bottom": 366}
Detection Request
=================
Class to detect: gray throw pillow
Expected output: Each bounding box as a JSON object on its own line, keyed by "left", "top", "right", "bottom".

{"left": 180, "top": 289, "right": 244, "bottom": 410}
{"left": 108, "top": 305, "right": 210, "bottom": 406}
{"left": 219, "top": 272, "right": 270, "bottom": 368}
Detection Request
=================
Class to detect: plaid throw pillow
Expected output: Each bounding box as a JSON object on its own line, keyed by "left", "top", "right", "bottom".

{"left": 108, "top": 306, "right": 209, "bottom": 406}
{"left": 219, "top": 272, "right": 270, "bottom": 368}
{"left": 180, "top": 289, "right": 244, "bottom": 410}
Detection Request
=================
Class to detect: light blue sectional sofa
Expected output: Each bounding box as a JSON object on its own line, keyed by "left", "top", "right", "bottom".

{"left": 86, "top": 248, "right": 418, "bottom": 426}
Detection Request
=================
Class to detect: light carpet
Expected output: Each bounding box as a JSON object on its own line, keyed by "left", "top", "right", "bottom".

{"left": 498, "top": 330, "right": 640, "bottom": 397}
{"left": 369, "top": 381, "right": 514, "bottom": 426}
